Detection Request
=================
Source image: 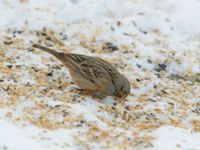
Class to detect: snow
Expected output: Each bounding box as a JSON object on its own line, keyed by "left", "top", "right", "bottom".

{"left": 1, "top": 0, "right": 200, "bottom": 40}
{"left": 0, "top": 0, "right": 200, "bottom": 149}
{"left": 0, "top": 120, "right": 48, "bottom": 150}
{"left": 148, "top": 126, "right": 200, "bottom": 150}
{"left": 0, "top": 120, "right": 77, "bottom": 150}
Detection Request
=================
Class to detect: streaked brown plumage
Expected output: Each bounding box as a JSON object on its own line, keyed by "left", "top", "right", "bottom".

{"left": 32, "top": 44, "right": 130, "bottom": 99}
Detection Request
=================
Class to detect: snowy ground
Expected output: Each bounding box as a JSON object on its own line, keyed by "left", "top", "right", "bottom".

{"left": 0, "top": 0, "right": 200, "bottom": 150}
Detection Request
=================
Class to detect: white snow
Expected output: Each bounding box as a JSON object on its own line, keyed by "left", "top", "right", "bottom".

{"left": 148, "top": 126, "right": 200, "bottom": 150}
{"left": 0, "top": 120, "right": 49, "bottom": 150}
{"left": 0, "top": 120, "right": 79, "bottom": 150}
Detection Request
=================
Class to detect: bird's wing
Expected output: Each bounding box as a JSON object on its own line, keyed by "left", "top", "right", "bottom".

{"left": 65, "top": 54, "right": 112, "bottom": 83}
{"left": 79, "top": 58, "right": 112, "bottom": 83}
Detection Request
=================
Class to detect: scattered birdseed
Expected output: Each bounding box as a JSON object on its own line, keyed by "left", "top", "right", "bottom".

{"left": 0, "top": 23, "right": 199, "bottom": 149}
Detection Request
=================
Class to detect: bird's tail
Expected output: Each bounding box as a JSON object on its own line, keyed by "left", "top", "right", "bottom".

{"left": 32, "top": 44, "right": 64, "bottom": 60}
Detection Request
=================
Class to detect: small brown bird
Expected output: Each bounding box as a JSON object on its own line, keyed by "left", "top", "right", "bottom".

{"left": 32, "top": 44, "right": 130, "bottom": 99}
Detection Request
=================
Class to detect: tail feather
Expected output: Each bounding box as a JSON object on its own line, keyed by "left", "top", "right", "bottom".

{"left": 32, "top": 44, "right": 64, "bottom": 60}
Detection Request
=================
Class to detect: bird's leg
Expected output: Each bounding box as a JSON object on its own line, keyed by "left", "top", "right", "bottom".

{"left": 74, "top": 88, "right": 86, "bottom": 92}
{"left": 91, "top": 93, "right": 106, "bottom": 99}
{"left": 73, "top": 88, "right": 106, "bottom": 99}
{"left": 72, "top": 88, "right": 88, "bottom": 95}
{"left": 116, "top": 97, "right": 127, "bottom": 104}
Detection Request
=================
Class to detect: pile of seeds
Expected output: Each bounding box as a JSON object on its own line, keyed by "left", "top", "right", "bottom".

{"left": 0, "top": 24, "right": 199, "bottom": 149}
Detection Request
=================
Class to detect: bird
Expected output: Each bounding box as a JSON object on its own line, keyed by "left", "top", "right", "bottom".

{"left": 32, "top": 44, "right": 130, "bottom": 99}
